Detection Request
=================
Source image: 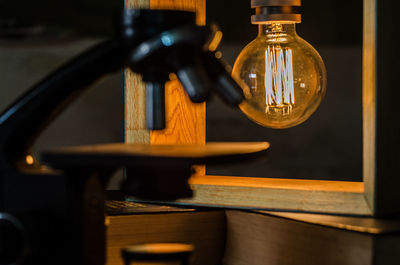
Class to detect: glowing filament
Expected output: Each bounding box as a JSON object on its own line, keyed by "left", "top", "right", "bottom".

{"left": 264, "top": 46, "right": 295, "bottom": 114}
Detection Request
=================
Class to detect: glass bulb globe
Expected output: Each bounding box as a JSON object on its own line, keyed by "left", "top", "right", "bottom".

{"left": 232, "top": 23, "right": 327, "bottom": 129}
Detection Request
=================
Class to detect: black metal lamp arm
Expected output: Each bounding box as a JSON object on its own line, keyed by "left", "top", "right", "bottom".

{"left": 0, "top": 40, "right": 128, "bottom": 169}
{"left": 0, "top": 9, "right": 244, "bottom": 172}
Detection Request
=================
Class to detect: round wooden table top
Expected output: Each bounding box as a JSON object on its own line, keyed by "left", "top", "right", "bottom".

{"left": 41, "top": 142, "right": 270, "bottom": 169}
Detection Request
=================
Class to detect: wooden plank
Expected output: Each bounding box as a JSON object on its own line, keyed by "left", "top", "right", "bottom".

{"left": 262, "top": 211, "right": 400, "bottom": 234}
{"left": 362, "top": 0, "right": 376, "bottom": 214}
{"left": 149, "top": 77, "right": 205, "bottom": 146}
{"left": 125, "top": 0, "right": 149, "bottom": 8}
{"left": 125, "top": 69, "right": 150, "bottom": 144}
{"left": 106, "top": 210, "right": 226, "bottom": 265}
{"left": 374, "top": 0, "right": 400, "bottom": 216}
{"left": 125, "top": 0, "right": 150, "bottom": 144}
{"left": 149, "top": 0, "right": 206, "bottom": 25}
{"left": 176, "top": 176, "right": 373, "bottom": 215}
{"left": 41, "top": 142, "right": 270, "bottom": 168}
{"left": 362, "top": 0, "right": 376, "bottom": 215}
{"left": 363, "top": 0, "right": 400, "bottom": 216}
{"left": 224, "top": 210, "right": 375, "bottom": 265}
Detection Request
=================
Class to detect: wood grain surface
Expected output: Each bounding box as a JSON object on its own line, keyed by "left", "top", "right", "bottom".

{"left": 362, "top": 0, "right": 376, "bottom": 215}
{"left": 362, "top": 0, "right": 400, "bottom": 216}
{"left": 125, "top": 69, "right": 150, "bottom": 144}
{"left": 125, "top": 0, "right": 150, "bottom": 144}
{"left": 263, "top": 210, "right": 400, "bottom": 234}
{"left": 370, "top": 0, "right": 400, "bottom": 216}
{"left": 106, "top": 210, "right": 225, "bottom": 265}
{"left": 150, "top": 0, "right": 205, "bottom": 25}
{"left": 176, "top": 176, "right": 372, "bottom": 215}
{"left": 41, "top": 142, "right": 270, "bottom": 169}
{"left": 224, "top": 210, "right": 375, "bottom": 265}
{"left": 126, "top": 0, "right": 149, "bottom": 8}
{"left": 43, "top": 142, "right": 268, "bottom": 157}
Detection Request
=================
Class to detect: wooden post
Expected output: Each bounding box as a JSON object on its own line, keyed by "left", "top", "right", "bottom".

{"left": 362, "top": 0, "right": 376, "bottom": 215}
{"left": 125, "top": 0, "right": 150, "bottom": 144}
{"left": 125, "top": 0, "right": 206, "bottom": 174}
{"left": 363, "top": 0, "right": 400, "bottom": 216}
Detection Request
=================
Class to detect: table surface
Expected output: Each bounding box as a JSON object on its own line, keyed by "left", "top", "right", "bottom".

{"left": 41, "top": 142, "right": 270, "bottom": 169}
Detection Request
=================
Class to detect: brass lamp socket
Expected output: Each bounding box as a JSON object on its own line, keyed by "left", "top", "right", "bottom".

{"left": 251, "top": 0, "right": 301, "bottom": 24}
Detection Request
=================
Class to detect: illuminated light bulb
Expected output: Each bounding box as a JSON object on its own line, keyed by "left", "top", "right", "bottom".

{"left": 232, "top": 0, "right": 327, "bottom": 128}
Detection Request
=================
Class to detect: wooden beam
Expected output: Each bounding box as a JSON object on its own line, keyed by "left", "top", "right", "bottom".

{"left": 363, "top": 0, "right": 376, "bottom": 214}
{"left": 125, "top": 0, "right": 150, "bottom": 144}
{"left": 126, "top": 0, "right": 149, "bottom": 8}
{"left": 372, "top": 0, "right": 400, "bottom": 216}
{"left": 149, "top": 0, "right": 205, "bottom": 25}
{"left": 175, "top": 176, "right": 373, "bottom": 216}
{"left": 363, "top": 0, "right": 400, "bottom": 216}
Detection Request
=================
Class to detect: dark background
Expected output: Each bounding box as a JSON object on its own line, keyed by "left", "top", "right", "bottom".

{"left": 0, "top": 0, "right": 362, "bottom": 45}
{"left": 0, "top": 0, "right": 363, "bottom": 185}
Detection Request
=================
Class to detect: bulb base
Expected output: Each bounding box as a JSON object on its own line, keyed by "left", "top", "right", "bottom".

{"left": 251, "top": 0, "right": 301, "bottom": 24}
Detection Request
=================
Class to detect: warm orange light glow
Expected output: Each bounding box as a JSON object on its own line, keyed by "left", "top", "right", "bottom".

{"left": 168, "top": 73, "right": 178, "bottom": 81}
{"left": 105, "top": 216, "right": 110, "bottom": 227}
{"left": 208, "top": 30, "right": 223, "bottom": 52}
{"left": 25, "top": 155, "right": 34, "bottom": 165}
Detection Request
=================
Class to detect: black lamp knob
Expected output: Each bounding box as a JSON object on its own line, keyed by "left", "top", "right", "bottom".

{"left": 146, "top": 81, "right": 166, "bottom": 130}
{"left": 121, "top": 243, "right": 194, "bottom": 265}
